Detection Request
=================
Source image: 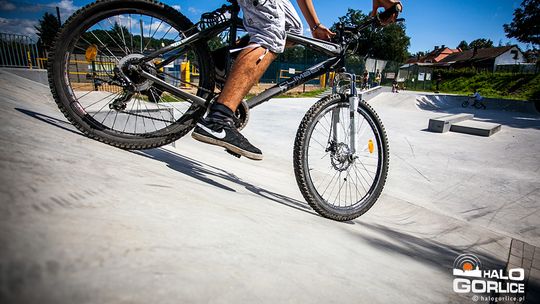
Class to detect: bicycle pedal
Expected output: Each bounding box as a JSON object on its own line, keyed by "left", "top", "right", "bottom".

{"left": 225, "top": 149, "right": 241, "bottom": 158}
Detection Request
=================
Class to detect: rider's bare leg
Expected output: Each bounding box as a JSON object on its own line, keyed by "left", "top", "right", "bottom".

{"left": 216, "top": 45, "right": 277, "bottom": 112}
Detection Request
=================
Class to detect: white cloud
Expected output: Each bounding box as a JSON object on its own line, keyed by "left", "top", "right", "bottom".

{"left": 172, "top": 5, "right": 181, "bottom": 11}
{"left": 19, "top": 3, "right": 44, "bottom": 13}
{"left": 188, "top": 7, "right": 201, "bottom": 15}
{"left": 11, "top": 1, "right": 79, "bottom": 19}
{"left": 303, "top": 23, "right": 311, "bottom": 36}
{"left": 48, "top": 0, "right": 79, "bottom": 19}
{"left": 106, "top": 15, "right": 180, "bottom": 41}
{"left": 0, "top": 17, "right": 39, "bottom": 39}
{"left": 0, "top": 1, "right": 16, "bottom": 11}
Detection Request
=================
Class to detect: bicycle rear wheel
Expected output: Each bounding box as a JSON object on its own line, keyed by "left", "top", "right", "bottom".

{"left": 48, "top": 0, "right": 215, "bottom": 149}
{"left": 294, "top": 94, "right": 389, "bottom": 221}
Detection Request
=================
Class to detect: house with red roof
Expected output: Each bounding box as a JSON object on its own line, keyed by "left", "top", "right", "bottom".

{"left": 439, "top": 45, "right": 527, "bottom": 72}
{"left": 406, "top": 45, "right": 461, "bottom": 64}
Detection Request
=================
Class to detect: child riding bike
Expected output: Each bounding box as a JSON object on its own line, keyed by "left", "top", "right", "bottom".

{"left": 462, "top": 88, "right": 486, "bottom": 109}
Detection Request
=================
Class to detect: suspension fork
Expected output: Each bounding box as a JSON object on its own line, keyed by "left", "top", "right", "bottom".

{"left": 331, "top": 72, "right": 359, "bottom": 156}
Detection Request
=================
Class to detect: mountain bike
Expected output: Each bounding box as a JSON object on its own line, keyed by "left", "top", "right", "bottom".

{"left": 48, "top": 0, "right": 397, "bottom": 221}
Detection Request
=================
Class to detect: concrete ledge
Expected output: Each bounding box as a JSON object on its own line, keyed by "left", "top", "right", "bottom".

{"left": 360, "top": 86, "right": 383, "bottom": 102}
{"left": 0, "top": 67, "right": 48, "bottom": 86}
{"left": 428, "top": 113, "right": 474, "bottom": 133}
{"left": 450, "top": 120, "right": 502, "bottom": 137}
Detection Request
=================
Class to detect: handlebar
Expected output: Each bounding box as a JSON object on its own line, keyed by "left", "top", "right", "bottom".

{"left": 337, "top": 5, "right": 404, "bottom": 40}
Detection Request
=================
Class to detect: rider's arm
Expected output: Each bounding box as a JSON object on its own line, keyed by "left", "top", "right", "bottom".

{"left": 296, "top": 0, "right": 335, "bottom": 41}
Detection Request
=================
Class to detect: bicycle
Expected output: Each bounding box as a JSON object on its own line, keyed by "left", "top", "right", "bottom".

{"left": 462, "top": 97, "right": 486, "bottom": 110}
{"left": 48, "top": 0, "right": 397, "bottom": 221}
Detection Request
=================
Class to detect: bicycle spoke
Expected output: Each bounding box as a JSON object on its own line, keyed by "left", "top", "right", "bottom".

{"left": 143, "top": 19, "right": 164, "bottom": 51}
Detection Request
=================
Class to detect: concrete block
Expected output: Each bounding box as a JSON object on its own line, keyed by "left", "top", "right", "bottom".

{"left": 450, "top": 120, "right": 502, "bottom": 137}
{"left": 428, "top": 113, "right": 474, "bottom": 133}
{"left": 524, "top": 243, "right": 535, "bottom": 261}
{"left": 512, "top": 240, "right": 525, "bottom": 257}
{"left": 533, "top": 252, "right": 540, "bottom": 271}
{"left": 509, "top": 255, "right": 523, "bottom": 268}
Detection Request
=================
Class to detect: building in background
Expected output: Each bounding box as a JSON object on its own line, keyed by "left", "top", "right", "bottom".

{"left": 439, "top": 45, "right": 528, "bottom": 72}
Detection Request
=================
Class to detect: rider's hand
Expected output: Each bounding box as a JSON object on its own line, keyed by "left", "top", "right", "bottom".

{"left": 371, "top": 0, "right": 402, "bottom": 25}
{"left": 312, "top": 24, "right": 336, "bottom": 41}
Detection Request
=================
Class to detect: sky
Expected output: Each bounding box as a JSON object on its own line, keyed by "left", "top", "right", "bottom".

{"left": 0, "top": 0, "right": 531, "bottom": 53}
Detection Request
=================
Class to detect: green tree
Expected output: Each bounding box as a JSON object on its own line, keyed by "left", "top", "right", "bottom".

{"left": 469, "top": 38, "right": 494, "bottom": 49}
{"left": 504, "top": 0, "right": 540, "bottom": 47}
{"left": 333, "top": 9, "right": 410, "bottom": 62}
{"left": 35, "top": 12, "right": 60, "bottom": 51}
{"left": 457, "top": 40, "right": 469, "bottom": 50}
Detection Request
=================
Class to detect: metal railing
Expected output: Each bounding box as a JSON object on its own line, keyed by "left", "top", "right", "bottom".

{"left": 0, "top": 32, "right": 42, "bottom": 69}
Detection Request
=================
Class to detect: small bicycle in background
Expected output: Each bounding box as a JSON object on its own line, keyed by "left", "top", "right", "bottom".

{"left": 462, "top": 90, "right": 486, "bottom": 109}
{"left": 462, "top": 97, "right": 487, "bottom": 109}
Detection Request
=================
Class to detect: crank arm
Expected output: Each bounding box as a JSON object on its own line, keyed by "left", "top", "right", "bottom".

{"left": 138, "top": 70, "right": 207, "bottom": 107}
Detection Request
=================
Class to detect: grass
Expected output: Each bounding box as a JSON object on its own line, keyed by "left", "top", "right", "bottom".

{"left": 433, "top": 72, "right": 540, "bottom": 101}
{"left": 276, "top": 88, "right": 328, "bottom": 98}
{"left": 245, "top": 88, "right": 328, "bottom": 100}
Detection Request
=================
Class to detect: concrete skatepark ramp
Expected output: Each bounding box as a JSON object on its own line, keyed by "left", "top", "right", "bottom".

{"left": 416, "top": 93, "right": 539, "bottom": 114}
{"left": 1, "top": 70, "right": 539, "bottom": 303}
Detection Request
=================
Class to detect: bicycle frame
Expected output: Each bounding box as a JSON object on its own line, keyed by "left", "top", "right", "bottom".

{"left": 133, "top": 3, "right": 378, "bottom": 156}
{"left": 135, "top": 4, "right": 345, "bottom": 110}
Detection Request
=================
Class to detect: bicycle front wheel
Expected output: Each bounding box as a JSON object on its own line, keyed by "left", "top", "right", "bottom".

{"left": 48, "top": 0, "right": 215, "bottom": 149}
{"left": 294, "top": 95, "right": 389, "bottom": 221}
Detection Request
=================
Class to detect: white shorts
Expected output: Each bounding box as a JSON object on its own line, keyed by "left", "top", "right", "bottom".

{"left": 238, "top": 0, "right": 303, "bottom": 54}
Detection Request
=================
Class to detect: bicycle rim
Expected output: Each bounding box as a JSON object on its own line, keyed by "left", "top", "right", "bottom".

{"left": 58, "top": 4, "right": 211, "bottom": 139}
{"left": 303, "top": 101, "right": 387, "bottom": 215}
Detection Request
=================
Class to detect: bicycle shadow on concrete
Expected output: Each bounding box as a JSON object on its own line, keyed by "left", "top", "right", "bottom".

{"left": 350, "top": 221, "right": 505, "bottom": 270}
{"left": 348, "top": 221, "right": 540, "bottom": 302}
{"left": 14, "top": 107, "right": 350, "bottom": 223}
{"left": 15, "top": 108, "right": 83, "bottom": 136}
{"left": 416, "top": 95, "right": 540, "bottom": 130}
{"left": 133, "top": 148, "right": 325, "bottom": 219}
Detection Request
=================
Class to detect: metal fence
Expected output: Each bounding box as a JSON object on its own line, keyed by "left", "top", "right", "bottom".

{"left": 0, "top": 32, "right": 44, "bottom": 69}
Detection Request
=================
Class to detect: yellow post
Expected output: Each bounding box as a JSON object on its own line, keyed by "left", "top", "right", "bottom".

{"left": 181, "top": 61, "right": 191, "bottom": 87}
{"left": 27, "top": 51, "right": 32, "bottom": 69}
{"left": 320, "top": 73, "right": 326, "bottom": 88}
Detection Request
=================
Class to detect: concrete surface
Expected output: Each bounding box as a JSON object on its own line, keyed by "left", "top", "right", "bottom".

{"left": 1, "top": 70, "right": 539, "bottom": 303}
{"left": 0, "top": 68, "right": 48, "bottom": 85}
{"left": 372, "top": 91, "right": 540, "bottom": 247}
